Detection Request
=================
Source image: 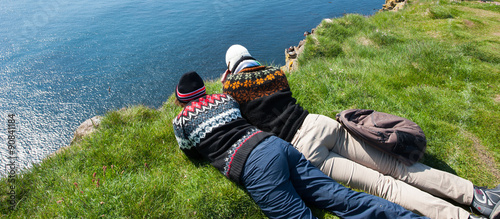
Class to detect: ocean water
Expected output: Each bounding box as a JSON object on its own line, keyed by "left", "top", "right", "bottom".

{"left": 0, "top": 0, "right": 384, "bottom": 175}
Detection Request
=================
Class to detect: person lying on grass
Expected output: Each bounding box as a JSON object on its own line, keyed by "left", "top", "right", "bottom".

{"left": 220, "top": 44, "right": 500, "bottom": 219}
{"left": 172, "top": 71, "right": 427, "bottom": 219}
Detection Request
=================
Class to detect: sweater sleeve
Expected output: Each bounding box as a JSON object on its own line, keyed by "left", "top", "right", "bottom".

{"left": 172, "top": 117, "right": 202, "bottom": 159}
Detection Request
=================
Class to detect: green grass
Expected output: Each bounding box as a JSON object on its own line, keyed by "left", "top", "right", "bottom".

{"left": 2, "top": 0, "right": 499, "bottom": 218}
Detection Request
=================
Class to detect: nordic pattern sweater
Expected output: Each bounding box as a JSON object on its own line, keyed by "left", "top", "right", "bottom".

{"left": 223, "top": 66, "right": 308, "bottom": 142}
{"left": 172, "top": 94, "right": 272, "bottom": 184}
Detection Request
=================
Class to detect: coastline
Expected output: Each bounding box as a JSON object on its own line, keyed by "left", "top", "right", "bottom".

{"left": 281, "top": 0, "right": 408, "bottom": 73}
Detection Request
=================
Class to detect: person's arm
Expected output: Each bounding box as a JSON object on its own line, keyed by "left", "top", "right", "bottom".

{"left": 173, "top": 119, "right": 202, "bottom": 159}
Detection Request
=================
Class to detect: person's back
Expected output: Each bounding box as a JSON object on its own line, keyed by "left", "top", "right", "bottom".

{"left": 172, "top": 73, "right": 271, "bottom": 182}
{"left": 223, "top": 65, "right": 307, "bottom": 142}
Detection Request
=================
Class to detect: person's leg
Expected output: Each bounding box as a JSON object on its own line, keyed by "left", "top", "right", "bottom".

{"left": 320, "top": 152, "right": 471, "bottom": 219}
{"left": 283, "top": 136, "right": 427, "bottom": 219}
{"left": 241, "top": 136, "right": 314, "bottom": 219}
{"left": 293, "top": 114, "right": 474, "bottom": 206}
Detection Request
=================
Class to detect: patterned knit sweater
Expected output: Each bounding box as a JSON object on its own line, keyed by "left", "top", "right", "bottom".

{"left": 223, "top": 66, "right": 308, "bottom": 142}
{"left": 172, "top": 94, "right": 271, "bottom": 184}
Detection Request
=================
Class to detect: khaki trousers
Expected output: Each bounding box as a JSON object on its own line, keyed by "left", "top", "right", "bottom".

{"left": 291, "top": 114, "right": 474, "bottom": 219}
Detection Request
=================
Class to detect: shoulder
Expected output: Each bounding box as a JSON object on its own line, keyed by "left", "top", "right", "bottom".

{"left": 175, "top": 94, "right": 239, "bottom": 118}
{"left": 204, "top": 94, "right": 238, "bottom": 106}
{"left": 225, "top": 66, "right": 285, "bottom": 83}
{"left": 266, "top": 66, "right": 286, "bottom": 78}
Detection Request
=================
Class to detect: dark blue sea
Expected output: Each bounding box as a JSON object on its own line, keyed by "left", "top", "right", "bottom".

{"left": 0, "top": 0, "right": 383, "bottom": 175}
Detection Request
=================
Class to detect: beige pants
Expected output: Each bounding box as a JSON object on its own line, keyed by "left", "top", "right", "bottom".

{"left": 291, "top": 114, "right": 473, "bottom": 219}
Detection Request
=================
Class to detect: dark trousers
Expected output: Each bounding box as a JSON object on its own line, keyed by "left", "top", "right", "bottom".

{"left": 241, "top": 136, "right": 427, "bottom": 219}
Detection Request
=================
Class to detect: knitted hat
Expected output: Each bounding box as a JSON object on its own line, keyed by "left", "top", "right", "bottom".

{"left": 225, "top": 44, "right": 255, "bottom": 73}
{"left": 176, "top": 71, "right": 206, "bottom": 103}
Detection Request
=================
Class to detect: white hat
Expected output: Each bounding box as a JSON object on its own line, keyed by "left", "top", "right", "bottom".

{"left": 225, "top": 44, "right": 252, "bottom": 72}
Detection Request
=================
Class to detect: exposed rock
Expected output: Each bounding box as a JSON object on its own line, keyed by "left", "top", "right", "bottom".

{"left": 48, "top": 115, "right": 102, "bottom": 159}
{"left": 71, "top": 116, "right": 103, "bottom": 144}
{"left": 323, "top": 18, "right": 333, "bottom": 23}
{"left": 281, "top": 29, "right": 309, "bottom": 72}
{"left": 381, "top": 0, "right": 407, "bottom": 11}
